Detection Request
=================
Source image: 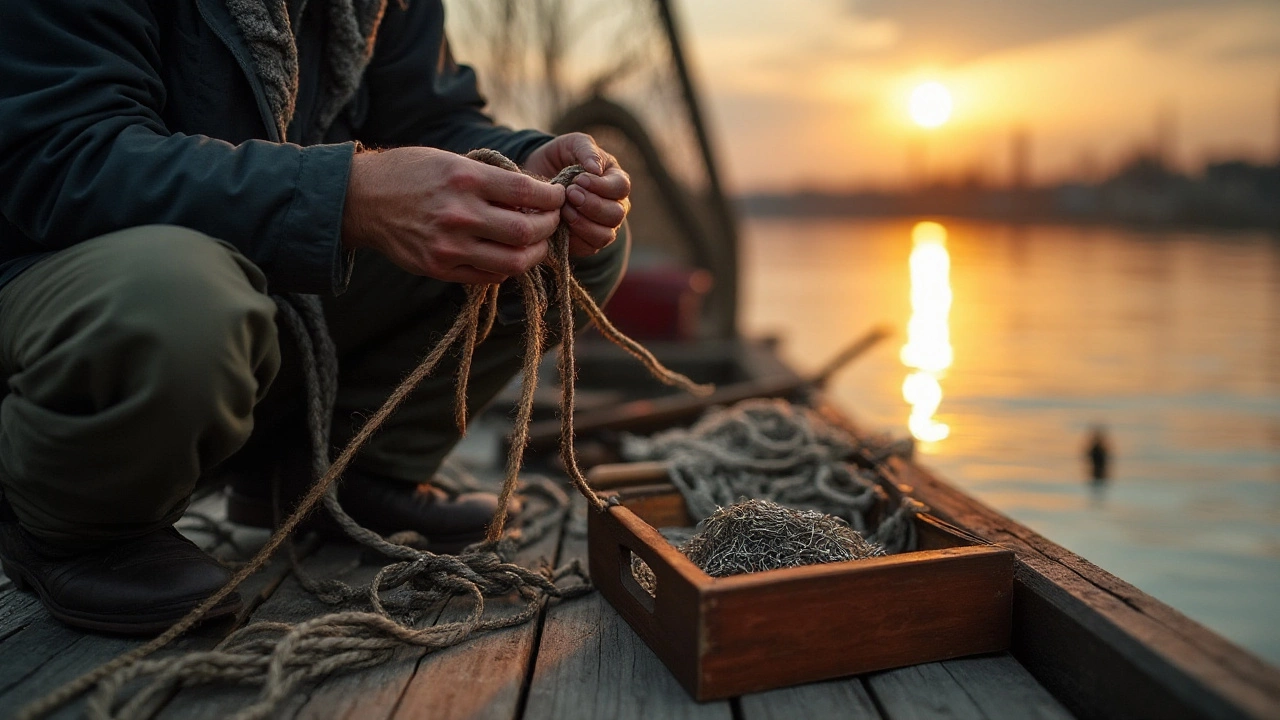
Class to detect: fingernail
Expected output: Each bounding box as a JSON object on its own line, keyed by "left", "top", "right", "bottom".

{"left": 563, "top": 205, "right": 580, "bottom": 222}
{"left": 567, "top": 186, "right": 586, "bottom": 206}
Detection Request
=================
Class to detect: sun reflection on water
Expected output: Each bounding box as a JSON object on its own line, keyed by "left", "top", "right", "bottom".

{"left": 901, "top": 221, "right": 953, "bottom": 445}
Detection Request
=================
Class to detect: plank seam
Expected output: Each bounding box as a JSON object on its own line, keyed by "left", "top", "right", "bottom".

{"left": 859, "top": 676, "right": 892, "bottom": 720}
{"left": 374, "top": 584, "right": 451, "bottom": 719}
{"left": 511, "top": 509, "right": 571, "bottom": 720}
{"left": 940, "top": 660, "right": 997, "bottom": 720}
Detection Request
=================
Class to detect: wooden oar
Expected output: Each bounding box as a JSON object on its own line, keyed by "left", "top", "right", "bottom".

{"left": 521, "top": 325, "right": 892, "bottom": 455}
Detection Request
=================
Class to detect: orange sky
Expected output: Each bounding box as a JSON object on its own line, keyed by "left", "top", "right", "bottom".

{"left": 679, "top": 0, "right": 1280, "bottom": 192}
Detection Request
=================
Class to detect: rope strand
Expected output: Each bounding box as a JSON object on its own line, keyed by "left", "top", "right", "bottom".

{"left": 453, "top": 285, "right": 490, "bottom": 433}
{"left": 485, "top": 271, "right": 549, "bottom": 541}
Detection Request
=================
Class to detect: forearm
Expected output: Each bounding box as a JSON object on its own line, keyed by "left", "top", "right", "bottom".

{"left": 0, "top": 123, "right": 356, "bottom": 295}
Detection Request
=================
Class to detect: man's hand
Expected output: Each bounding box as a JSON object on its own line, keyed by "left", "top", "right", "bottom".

{"left": 522, "top": 133, "right": 631, "bottom": 257}
{"left": 341, "top": 147, "right": 566, "bottom": 284}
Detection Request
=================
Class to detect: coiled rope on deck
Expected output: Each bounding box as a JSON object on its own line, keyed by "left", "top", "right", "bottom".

{"left": 621, "top": 398, "right": 924, "bottom": 555}
{"left": 18, "top": 149, "right": 710, "bottom": 720}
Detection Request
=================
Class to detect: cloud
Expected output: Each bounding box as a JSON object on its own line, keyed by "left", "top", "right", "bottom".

{"left": 848, "top": 0, "right": 1258, "bottom": 62}
{"left": 1211, "top": 37, "right": 1280, "bottom": 62}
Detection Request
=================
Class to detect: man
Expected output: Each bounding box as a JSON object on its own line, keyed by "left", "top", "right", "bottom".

{"left": 0, "top": 0, "right": 631, "bottom": 634}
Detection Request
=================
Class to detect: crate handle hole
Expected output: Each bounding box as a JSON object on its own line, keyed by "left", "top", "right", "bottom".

{"left": 620, "top": 546, "right": 656, "bottom": 613}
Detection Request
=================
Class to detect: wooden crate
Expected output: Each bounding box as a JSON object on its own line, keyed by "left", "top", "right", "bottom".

{"left": 586, "top": 482, "right": 1015, "bottom": 701}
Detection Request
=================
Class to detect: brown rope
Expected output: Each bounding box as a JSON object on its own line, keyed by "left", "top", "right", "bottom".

{"left": 571, "top": 278, "right": 712, "bottom": 397}
{"left": 453, "top": 284, "right": 489, "bottom": 433}
{"left": 17, "top": 148, "right": 710, "bottom": 720}
{"left": 485, "top": 270, "right": 549, "bottom": 540}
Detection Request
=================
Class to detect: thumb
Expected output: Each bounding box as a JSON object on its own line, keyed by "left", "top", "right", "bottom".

{"left": 568, "top": 134, "right": 604, "bottom": 175}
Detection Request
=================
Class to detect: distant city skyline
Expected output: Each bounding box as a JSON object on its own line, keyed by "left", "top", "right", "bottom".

{"left": 679, "top": 0, "right": 1280, "bottom": 192}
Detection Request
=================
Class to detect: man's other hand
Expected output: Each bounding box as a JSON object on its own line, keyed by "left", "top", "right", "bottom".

{"left": 522, "top": 133, "right": 631, "bottom": 257}
{"left": 341, "top": 147, "right": 565, "bottom": 284}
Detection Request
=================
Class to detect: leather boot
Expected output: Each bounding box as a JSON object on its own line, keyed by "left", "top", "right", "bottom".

{"left": 226, "top": 470, "right": 517, "bottom": 554}
{"left": 0, "top": 504, "right": 241, "bottom": 635}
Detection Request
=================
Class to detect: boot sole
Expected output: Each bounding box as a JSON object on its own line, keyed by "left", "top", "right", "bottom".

{"left": 225, "top": 491, "right": 488, "bottom": 555}
{"left": 1, "top": 558, "right": 241, "bottom": 635}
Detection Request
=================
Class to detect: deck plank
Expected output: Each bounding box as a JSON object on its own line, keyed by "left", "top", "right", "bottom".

{"left": 0, "top": 538, "right": 310, "bottom": 720}
{"left": 0, "top": 624, "right": 141, "bottom": 720}
{"left": 0, "top": 585, "right": 44, "bottom": 642}
{"left": 156, "top": 514, "right": 568, "bottom": 720}
{"left": 867, "top": 663, "right": 986, "bottom": 720}
{"left": 739, "top": 678, "right": 882, "bottom": 720}
{"left": 276, "top": 516, "right": 565, "bottom": 720}
{"left": 154, "top": 543, "right": 367, "bottom": 720}
{"left": 0, "top": 498, "right": 300, "bottom": 720}
{"left": 521, "top": 500, "right": 733, "bottom": 720}
{"left": 865, "top": 655, "right": 1077, "bottom": 720}
{"left": 283, "top": 584, "right": 432, "bottom": 720}
{"left": 941, "top": 655, "right": 1074, "bottom": 720}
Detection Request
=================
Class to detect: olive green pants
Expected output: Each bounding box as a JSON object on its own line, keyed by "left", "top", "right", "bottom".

{"left": 0, "top": 225, "right": 628, "bottom": 549}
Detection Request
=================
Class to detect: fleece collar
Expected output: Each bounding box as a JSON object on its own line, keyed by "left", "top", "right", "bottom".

{"left": 224, "top": 0, "right": 389, "bottom": 143}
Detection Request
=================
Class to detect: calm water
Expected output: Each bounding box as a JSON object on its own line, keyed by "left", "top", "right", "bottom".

{"left": 738, "top": 216, "right": 1280, "bottom": 665}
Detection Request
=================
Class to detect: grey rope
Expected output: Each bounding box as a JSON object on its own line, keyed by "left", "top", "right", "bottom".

{"left": 621, "top": 398, "right": 924, "bottom": 557}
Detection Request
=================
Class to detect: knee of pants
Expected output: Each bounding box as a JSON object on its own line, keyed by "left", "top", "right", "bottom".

{"left": 88, "top": 226, "right": 279, "bottom": 438}
{"left": 8, "top": 226, "right": 281, "bottom": 465}
{"left": 0, "top": 226, "right": 283, "bottom": 542}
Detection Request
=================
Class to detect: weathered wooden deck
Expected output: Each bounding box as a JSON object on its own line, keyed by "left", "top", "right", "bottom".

{"left": 0, "top": 480, "right": 1074, "bottom": 720}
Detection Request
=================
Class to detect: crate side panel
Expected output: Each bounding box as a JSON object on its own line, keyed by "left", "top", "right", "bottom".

{"left": 697, "top": 549, "right": 1014, "bottom": 699}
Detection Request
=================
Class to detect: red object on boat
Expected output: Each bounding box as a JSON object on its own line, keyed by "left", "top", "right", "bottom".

{"left": 603, "top": 267, "right": 713, "bottom": 341}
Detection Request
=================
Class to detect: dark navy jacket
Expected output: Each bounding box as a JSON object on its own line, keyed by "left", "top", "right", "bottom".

{"left": 0, "top": 0, "right": 550, "bottom": 294}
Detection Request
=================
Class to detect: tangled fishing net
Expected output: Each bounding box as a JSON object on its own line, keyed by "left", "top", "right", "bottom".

{"left": 683, "top": 499, "right": 886, "bottom": 577}
{"left": 630, "top": 496, "right": 894, "bottom": 594}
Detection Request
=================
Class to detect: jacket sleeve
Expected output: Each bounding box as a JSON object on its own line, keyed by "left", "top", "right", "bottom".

{"left": 0, "top": 0, "right": 354, "bottom": 295}
{"left": 357, "top": 1, "right": 553, "bottom": 165}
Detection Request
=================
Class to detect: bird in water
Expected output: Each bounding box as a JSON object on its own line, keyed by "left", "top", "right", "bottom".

{"left": 1085, "top": 425, "right": 1111, "bottom": 485}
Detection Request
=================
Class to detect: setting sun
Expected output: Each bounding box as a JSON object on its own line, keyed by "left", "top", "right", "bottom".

{"left": 909, "top": 81, "right": 952, "bottom": 128}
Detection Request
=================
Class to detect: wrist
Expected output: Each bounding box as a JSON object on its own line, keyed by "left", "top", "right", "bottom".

{"left": 341, "top": 150, "right": 378, "bottom": 251}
